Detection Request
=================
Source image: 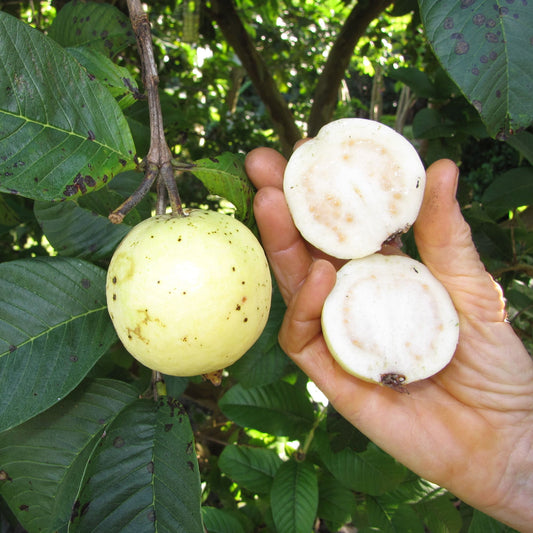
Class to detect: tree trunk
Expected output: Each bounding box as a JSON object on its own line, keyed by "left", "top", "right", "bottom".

{"left": 208, "top": 0, "right": 302, "bottom": 156}
{"left": 308, "top": 0, "right": 393, "bottom": 137}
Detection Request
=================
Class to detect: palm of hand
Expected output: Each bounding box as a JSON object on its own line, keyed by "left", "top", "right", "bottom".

{"left": 245, "top": 147, "right": 533, "bottom": 531}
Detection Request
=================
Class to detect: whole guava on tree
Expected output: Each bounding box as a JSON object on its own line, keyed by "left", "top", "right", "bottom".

{"left": 283, "top": 118, "right": 459, "bottom": 389}
{"left": 106, "top": 209, "right": 272, "bottom": 376}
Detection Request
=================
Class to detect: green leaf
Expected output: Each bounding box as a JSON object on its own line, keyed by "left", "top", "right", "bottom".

{"left": 0, "top": 378, "right": 139, "bottom": 533}
{"left": 316, "top": 434, "right": 407, "bottom": 496}
{"left": 218, "top": 444, "right": 283, "bottom": 494}
{"left": 482, "top": 167, "right": 533, "bottom": 217}
{"left": 219, "top": 381, "right": 315, "bottom": 438}
{"left": 0, "top": 257, "right": 116, "bottom": 431}
{"left": 66, "top": 47, "right": 140, "bottom": 109}
{"left": 317, "top": 472, "right": 356, "bottom": 531}
{"left": 230, "top": 281, "right": 291, "bottom": 387}
{"left": 0, "top": 12, "right": 136, "bottom": 201}
{"left": 506, "top": 130, "right": 533, "bottom": 166}
{"left": 468, "top": 509, "right": 518, "bottom": 533}
{"left": 270, "top": 460, "right": 318, "bottom": 533}
{"left": 419, "top": 0, "right": 533, "bottom": 138}
{"left": 201, "top": 507, "right": 246, "bottom": 533}
{"left": 47, "top": 0, "right": 135, "bottom": 58}
{"left": 389, "top": 67, "right": 438, "bottom": 99}
{"left": 190, "top": 153, "right": 256, "bottom": 227}
{"left": 364, "top": 496, "right": 424, "bottom": 533}
{"left": 0, "top": 194, "right": 19, "bottom": 227}
{"left": 71, "top": 397, "right": 203, "bottom": 533}
{"left": 34, "top": 171, "right": 149, "bottom": 260}
{"left": 415, "top": 491, "right": 462, "bottom": 533}
{"left": 412, "top": 108, "right": 456, "bottom": 140}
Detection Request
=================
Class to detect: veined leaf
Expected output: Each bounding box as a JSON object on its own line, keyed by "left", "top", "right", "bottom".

{"left": 0, "top": 257, "right": 116, "bottom": 431}
{"left": 316, "top": 433, "right": 407, "bottom": 496}
{"left": 67, "top": 47, "right": 140, "bottom": 109}
{"left": 201, "top": 507, "right": 246, "bottom": 533}
{"left": 47, "top": 0, "right": 135, "bottom": 58}
{"left": 468, "top": 509, "right": 518, "bottom": 533}
{"left": 34, "top": 171, "right": 149, "bottom": 260}
{"left": 70, "top": 397, "right": 203, "bottom": 533}
{"left": 317, "top": 472, "right": 356, "bottom": 531}
{"left": 190, "top": 153, "right": 255, "bottom": 227}
{"left": 0, "top": 12, "right": 136, "bottom": 201}
{"left": 218, "top": 444, "right": 283, "bottom": 494}
{"left": 270, "top": 460, "right": 318, "bottom": 533}
{"left": 0, "top": 378, "right": 139, "bottom": 533}
{"left": 419, "top": 0, "right": 533, "bottom": 138}
{"left": 219, "top": 381, "right": 315, "bottom": 438}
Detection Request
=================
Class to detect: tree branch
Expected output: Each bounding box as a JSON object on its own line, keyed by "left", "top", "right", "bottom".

{"left": 208, "top": 0, "right": 302, "bottom": 156}
{"left": 308, "top": 0, "right": 394, "bottom": 136}
{"left": 110, "top": 0, "right": 184, "bottom": 222}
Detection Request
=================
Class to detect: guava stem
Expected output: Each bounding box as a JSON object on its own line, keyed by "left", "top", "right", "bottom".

{"left": 153, "top": 370, "right": 167, "bottom": 400}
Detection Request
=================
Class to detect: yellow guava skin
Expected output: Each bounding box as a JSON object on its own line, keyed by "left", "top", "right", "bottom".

{"left": 106, "top": 210, "right": 272, "bottom": 376}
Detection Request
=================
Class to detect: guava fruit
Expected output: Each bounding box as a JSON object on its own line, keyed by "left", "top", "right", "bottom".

{"left": 321, "top": 254, "right": 459, "bottom": 387}
{"left": 106, "top": 209, "right": 272, "bottom": 376}
{"left": 283, "top": 118, "right": 426, "bottom": 259}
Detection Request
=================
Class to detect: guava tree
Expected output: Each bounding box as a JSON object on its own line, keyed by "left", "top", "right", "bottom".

{"left": 1, "top": 0, "right": 532, "bottom": 532}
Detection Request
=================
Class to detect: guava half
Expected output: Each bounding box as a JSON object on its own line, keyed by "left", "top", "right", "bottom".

{"left": 321, "top": 254, "right": 459, "bottom": 387}
{"left": 283, "top": 118, "right": 426, "bottom": 259}
{"left": 106, "top": 210, "right": 272, "bottom": 376}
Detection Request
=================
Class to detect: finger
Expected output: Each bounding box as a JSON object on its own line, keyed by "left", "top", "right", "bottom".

{"left": 245, "top": 147, "right": 287, "bottom": 190}
{"left": 253, "top": 186, "right": 313, "bottom": 302}
{"left": 278, "top": 259, "right": 337, "bottom": 355}
{"left": 414, "top": 159, "right": 506, "bottom": 321}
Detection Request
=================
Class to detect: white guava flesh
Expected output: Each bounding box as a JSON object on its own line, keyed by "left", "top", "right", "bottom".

{"left": 283, "top": 118, "right": 426, "bottom": 259}
{"left": 106, "top": 210, "right": 272, "bottom": 376}
{"left": 321, "top": 254, "right": 459, "bottom": 386}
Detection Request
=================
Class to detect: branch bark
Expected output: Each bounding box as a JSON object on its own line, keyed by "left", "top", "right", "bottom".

{"left": 308, "top": 0, "right": 394, "bottom": 136}
{"left": 110, "top": 0, "right": 184, "bottom": 222}
{"left": 208, "top": 0, "right": 302, "bottom": 156}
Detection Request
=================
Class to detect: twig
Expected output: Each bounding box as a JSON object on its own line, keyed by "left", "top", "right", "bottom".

{"left": 109, "top": 0, "right": 184, "bottom": 223}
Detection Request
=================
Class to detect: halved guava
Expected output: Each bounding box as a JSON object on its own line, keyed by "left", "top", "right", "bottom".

{"left": 283, "top": 118, "right": 426, "bottom": 259}
{"left": 321, "top": 254, "right": 459, "bottom": 387}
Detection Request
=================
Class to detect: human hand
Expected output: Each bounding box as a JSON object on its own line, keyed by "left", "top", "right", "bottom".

{"left": 245, "top": 146, "right": 533, "bottom": 532}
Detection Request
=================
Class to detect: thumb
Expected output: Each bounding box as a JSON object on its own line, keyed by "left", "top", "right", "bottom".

{"left": 413, "top": 159, "right": 505, "bottom": 321}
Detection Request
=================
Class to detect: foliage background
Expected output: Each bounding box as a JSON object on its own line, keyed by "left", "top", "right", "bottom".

{"left": 0, "top": 0, "right": 532, "bottom": 531}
